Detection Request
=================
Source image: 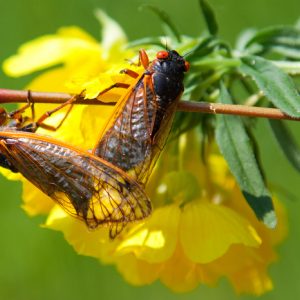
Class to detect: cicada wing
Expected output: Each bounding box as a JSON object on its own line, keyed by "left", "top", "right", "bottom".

{"left": 94, "top": 73, "right": 182, "bottom": 186}
{"left": 0, "top": 132, "right": 152, "bottom": 236}
{"left": 109, "top": 221, "right": 127, "bottom": 239}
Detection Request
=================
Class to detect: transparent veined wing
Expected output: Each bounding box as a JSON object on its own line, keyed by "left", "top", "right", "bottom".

{"left": 0, "top": 130, "right": 152, "bottom": 238}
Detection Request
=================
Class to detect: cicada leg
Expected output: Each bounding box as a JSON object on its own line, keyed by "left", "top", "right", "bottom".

{"left": 96, "top": 83, "right": 130, "bottom": 100}
{"left": 120, "top": 69, "right": 139, "bottom": 78}
{"left": 21, "top": 91, "right": 83, "bottom": 133}
{"left": 96, "top": 49, "right": 150, "bottom": 100}
{"left": 2, "top": 90, "right": 36, "bottom": 128}
{"left": 124, "top": 49, "right": 149, "bottom": 70}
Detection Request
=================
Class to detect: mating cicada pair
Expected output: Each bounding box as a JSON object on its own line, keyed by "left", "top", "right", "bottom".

{"left": 0, "top": 49, "right": 190, "bottom": 238}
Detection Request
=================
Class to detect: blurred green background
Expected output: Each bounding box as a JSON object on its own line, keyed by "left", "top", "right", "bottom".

{"left": 0, "top": 0, "right": 300, "bottom": 299}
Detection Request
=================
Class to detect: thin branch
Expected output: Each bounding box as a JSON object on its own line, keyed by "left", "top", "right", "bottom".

{"left": 0, "top": 89, "right": 106, "bottom": 105}
{"left": 0, "top": 88, "right": 299, "bottom": 121}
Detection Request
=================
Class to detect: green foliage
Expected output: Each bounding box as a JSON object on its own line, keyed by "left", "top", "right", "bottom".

{"left": 140, "top": 4, "right": 181, "bottom": 43}
{"left": 240, "top": 55, "right": 300, "bottom": 117}
{"left": 239, "top": 25, "right": 300, "bottom": 59}
{"left": 269, "top": 119, "right": 300, "bottom": 172}
{"left": 216, "top": 84, "right": 276, "bottom": 228}
{"left": 129, "top": 1, "right": 300, "bottom": 227}
{"left": 199, "top": 0, "right": 218, "bottom": 35}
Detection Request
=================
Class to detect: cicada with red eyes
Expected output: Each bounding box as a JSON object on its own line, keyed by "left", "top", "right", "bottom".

{"left": 0, "top": 97, "right": 150, "bottom": 239}
{"left": 0, "top": 129, "right": 151, "bottom": 238}
{"left": 94, "top": 49, "right": 190, "bottom": 184}
{"left": 0, "top": 49, "right": 189, "bottom": 238}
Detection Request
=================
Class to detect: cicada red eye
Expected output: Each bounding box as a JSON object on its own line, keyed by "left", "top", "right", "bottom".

{"left": 156, "top": 50, "right": 169, "bottom": 59}
{"left": 184, "top": 61, "right": 190, "bottom": 72}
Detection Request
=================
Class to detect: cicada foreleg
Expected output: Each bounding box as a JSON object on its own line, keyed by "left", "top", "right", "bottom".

{"left": 123, "top": 49, "right": 149, "bottom": 70}
{"left": 96, "top": 49, "right": 151, "bottom": 101}
{"left": 96, "top": 83, "right": 131, "bottom": 100}
{"left": 119, "top": 69, "right": 139, "bottom": 79}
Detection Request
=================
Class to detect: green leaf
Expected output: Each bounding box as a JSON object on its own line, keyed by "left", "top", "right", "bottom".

{"left": 245, "top": 26, "right": 300, "bottom": 46}
{"left": 199, "top": 0, "right": 218, "bottom": 35}
{"left": 216, "top": 83, "right": 277, "bottom": 228}
{"left": 269, "top": 119, "right": 300, "bottom": 172}
{"left": 184, "top": 36, "right": 220, "bottom": 61}
{"left": 94, "top": 9, "right": 127, "bottom": 52}
{"left": 243, "top": 26, "right": 300, "bottom": 58}
{"left": 126, "top": 37, "right": 164, "bottom": 49}
{"left": 235, "top": 28, "right": 257, "bottom": 52}
{"left": 140, "top": 5, "right": 181, "bottom": 43}
{"left": 268, "top": 46, "right": 300, "bottom": 59}
{"left": 240, "top": 55, "right": 300, "bottom": 117}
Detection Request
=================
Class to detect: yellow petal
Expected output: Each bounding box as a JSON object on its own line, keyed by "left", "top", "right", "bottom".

{"left": 116, "top": 204, "right": 180, "bottom": 263}
{"left": 78, "top": 75, "right": 118, "bottom": 100}
{"left": 26, "top": 67, "right": 74, "bottom": 92}
{"left": 79, "top": 104, "right": 114, "bottom": 149}
{"left": 206, "top": 243, "right": 274, "bottom": 294}
{"left": 180, "top": 201, "right": 261, "bottom": 263}
{"left": 44, "top": 206, "right": 118, "bottom": 262}
{"left": 223, "top": 188, "right": 288, "bottom": 247}
{"left": 37, "top": 105, "right": 89, "bottom": 147}
{"left": 3, "top": 26, "right": 99, "bottom": 77}
{"left": 209, "top": 154, "right": 235, "bottom": 190}
{"left": 228, "top": 266, "right": 273, "bottom": 295}
{"left": 0, "top": 167, "right": 22, "bottom": 181}
{"left": 160, "top": 246, "right": 199, "bottom": 293}
{"left": 57, "top": 26, "right": 98, "bottom": 43}
{"left": 21, "top": 179, "right": 54, "bottom": 215}
{"left": 115, "top": 254, "right": 161, "bottom": 285}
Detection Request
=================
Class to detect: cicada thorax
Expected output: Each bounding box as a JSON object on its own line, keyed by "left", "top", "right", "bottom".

{"left": 93, "top": 50, "right": 189, "bottom": 184}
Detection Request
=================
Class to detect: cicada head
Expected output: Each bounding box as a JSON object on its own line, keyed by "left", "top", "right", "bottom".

{"left": 149, "top": 50, "right": 189, "bottom": 101}
{"left": 153, "top": 50, "right": 190, "bottom": 78}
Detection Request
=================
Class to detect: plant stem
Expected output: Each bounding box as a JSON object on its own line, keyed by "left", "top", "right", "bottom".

{"left": 0, "top": 88, "right": 299, "bottom": 121}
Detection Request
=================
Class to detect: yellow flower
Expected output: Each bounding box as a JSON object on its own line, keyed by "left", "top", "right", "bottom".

{"left": 1, "top": 11, "right": 287, "bottom": 295}
{"left": 1, "top": 10, "right": 141, "bottom": 215}
{"left": 43, "top": 136, "right": 287, "bottom": 294}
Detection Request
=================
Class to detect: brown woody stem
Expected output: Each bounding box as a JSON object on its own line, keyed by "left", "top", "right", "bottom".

{"left": 0, "top": 88, "right": 299, "bottom": 121}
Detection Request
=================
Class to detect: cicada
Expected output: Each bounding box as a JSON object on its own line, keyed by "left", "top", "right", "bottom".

{"left": 94, "top": 49, "right": 190, "bottom": 184}
{"left": 0, "top": 129, "right": 151, "bottom": 238}
{"left": 0, "top": 49, "right": 189, "bottom": 238}
{"left": 0, "top": 96, "right": 150, "bottom": 238}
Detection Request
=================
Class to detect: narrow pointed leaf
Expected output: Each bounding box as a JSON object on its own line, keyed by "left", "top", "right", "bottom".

{"left": 240, "top": 55, "right": 300, "bottom": 117}
{"left": 126, "top": 37, "right": 164, "bottom": 49}
{"left": 199, "top": 0, "right": 218, "bottom": 35}
{"left": 216, "top": 83, "right": 277, "bottom": 228}
{"left": 244, "top": 26, "right": 300, "bottom": 58}
{"left": 95, "top": 9, "right": 127, "bottom": 52}
{"left": 140, "top": 5, "right": 181, "bottom": 43}
{"left": 269, "top": 119, "right": 300, "bottom": 172}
